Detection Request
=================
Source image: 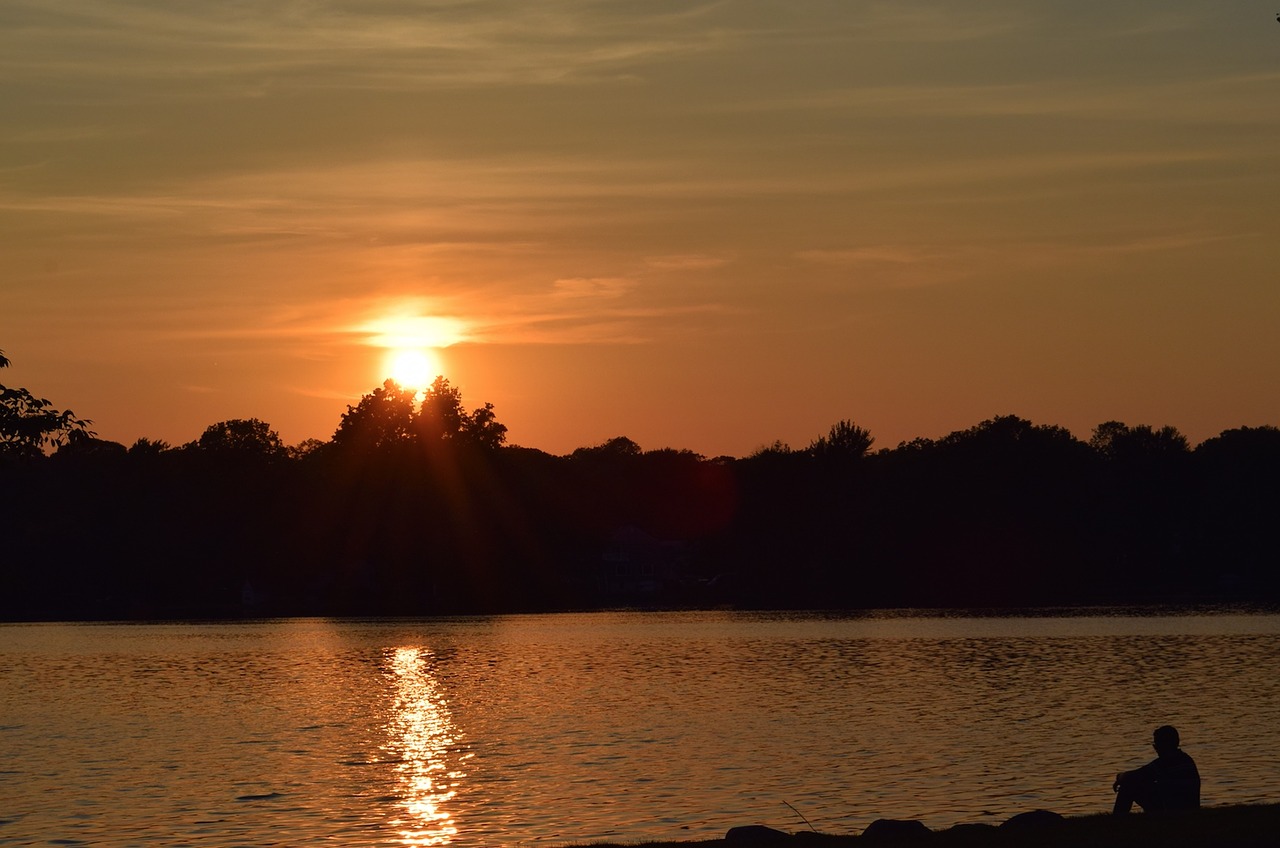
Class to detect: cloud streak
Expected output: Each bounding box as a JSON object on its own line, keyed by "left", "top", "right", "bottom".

{"left": 0, "top": 0, "right": 736, "bottom": 90}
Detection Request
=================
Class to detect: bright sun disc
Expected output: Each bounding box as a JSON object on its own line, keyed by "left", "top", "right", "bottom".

{"left": 388, "top": 349, "right": 438, "bottom": 391}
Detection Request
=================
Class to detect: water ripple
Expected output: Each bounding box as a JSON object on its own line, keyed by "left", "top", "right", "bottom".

{"left": 1, "top": 611, "right": 1278, "bottom": 845}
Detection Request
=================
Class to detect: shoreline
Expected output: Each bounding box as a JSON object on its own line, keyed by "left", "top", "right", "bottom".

{"left": 578, "top": 803, "right": 1280, "bottom": 848}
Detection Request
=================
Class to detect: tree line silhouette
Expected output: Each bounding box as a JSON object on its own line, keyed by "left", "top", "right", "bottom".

{"left": 2, "top": 353, "right": 1278, "bottom": 619}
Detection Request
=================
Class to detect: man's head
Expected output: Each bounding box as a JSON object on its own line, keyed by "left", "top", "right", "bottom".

{"left": 1153, "top": 725, "right": 1181, "bottom": 755}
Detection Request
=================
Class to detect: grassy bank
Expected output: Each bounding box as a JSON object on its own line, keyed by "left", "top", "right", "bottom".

{"left": 582, "top": 804, "right": 1280, "bottom": 848}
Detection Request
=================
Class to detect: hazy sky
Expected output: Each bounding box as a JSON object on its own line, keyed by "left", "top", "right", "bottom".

{"left": 3, "top": 1, "right": 1277, "bottom": 456}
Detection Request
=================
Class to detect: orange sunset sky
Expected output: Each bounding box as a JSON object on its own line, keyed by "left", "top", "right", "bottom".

{"left": 2, "top": 3, "right": 1278, "bottom": 457}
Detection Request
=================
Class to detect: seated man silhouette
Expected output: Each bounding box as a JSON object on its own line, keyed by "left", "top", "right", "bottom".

{"left": 1113, "top": 725, "right": 1201, "bottom": 814}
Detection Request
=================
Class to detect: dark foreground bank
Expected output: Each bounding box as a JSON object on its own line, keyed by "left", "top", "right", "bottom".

{"left": 579, "top": 804, "right": 1280, "bottom": 848}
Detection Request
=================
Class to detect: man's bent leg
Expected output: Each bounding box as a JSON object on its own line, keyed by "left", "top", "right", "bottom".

{"left": 1113, "top": 787, "right": 1136, "bottom": 815}
{"left": 1114, "top": 776, "right": 1157, "bottom": 815}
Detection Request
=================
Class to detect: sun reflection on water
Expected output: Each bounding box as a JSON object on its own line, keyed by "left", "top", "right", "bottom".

{"left": 388, "top": 646, "right": 468, "bottom": 846}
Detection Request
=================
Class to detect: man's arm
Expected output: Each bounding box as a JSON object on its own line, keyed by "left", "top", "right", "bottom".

{"left": 1115, "top": 758, "right": 1160, "bottom": 789}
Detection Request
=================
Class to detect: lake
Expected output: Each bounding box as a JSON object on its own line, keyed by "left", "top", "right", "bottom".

{"left": 2, "top": 610, "right": 1278, "bottom": 846}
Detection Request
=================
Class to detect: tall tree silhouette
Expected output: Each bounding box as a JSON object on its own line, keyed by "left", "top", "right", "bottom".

{"left": 418, "top": 376, "right": 468, "bottom": 442}
{"left": 196, "top": 418, "right": 286, "bottom": 460}
{"left": 419, "top": 376, "right": 507, "bottom": 449}
{"left": 808, "top": 419, "right": 875, "bottom": 460}
{"left": 332, "top": 379, "right": 418, "bottom": 452}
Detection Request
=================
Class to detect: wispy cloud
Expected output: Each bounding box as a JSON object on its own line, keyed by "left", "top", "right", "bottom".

{"left": 0, "top": 0, "right": 736, "bottom": 90}
{"left": 0, "top": 144, "right": 1236, "bottom": 236}
{"left": 797, "top": 247, "right": 939, "bottom": 266}
{"left": 792, "top": 243, "right": 994, "bottom": 291}
{"left": 551, "top": 277, "right": 634, "bottom": 299}
{"left": 1078, "top": 231, "right": 1254, "bottom": 256}
{"left": 98, "top": 268, "right": 725, "bottom": 350}
{"left": 717, "top": 73, "right": 1280, "bottom": 126}
{"left": 829, "top": 1, "right": 1034, "bottom": 44}
{"left": 467, "top": 301, "right": 733, "bottom": 345}
{"left": 644, "top": 254, "right": 732, "bottom": 271}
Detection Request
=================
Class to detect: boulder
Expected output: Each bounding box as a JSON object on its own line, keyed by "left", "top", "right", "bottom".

{"left": 725, "top": 824, "right": 791, "bottom": 843}
{"left": 861, "top": 818, "right": 932, "bottom": 840}
{"left": 1000, "top": 809, "right": 1065, "bottom": 830}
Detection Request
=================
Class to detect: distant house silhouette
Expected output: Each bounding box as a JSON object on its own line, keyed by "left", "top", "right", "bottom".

{"left": 241, "top": 580, "right": 269, "bottom": 613}
{"left": 598, "top": 526, "right": 687, "bottom": 598}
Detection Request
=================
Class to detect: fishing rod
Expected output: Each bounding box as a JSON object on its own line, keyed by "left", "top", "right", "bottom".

{"left": 783, "top": 800, "right": 817, "bottom": 833}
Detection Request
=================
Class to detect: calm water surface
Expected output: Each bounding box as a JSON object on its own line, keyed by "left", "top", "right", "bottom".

{"left": 2, "top": 610, "right": 1279, "bottom": 846}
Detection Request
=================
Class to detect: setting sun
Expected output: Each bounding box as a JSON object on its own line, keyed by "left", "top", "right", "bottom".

{"left": 358, "top": 308, "right": 467, "bottom": 391}
{"left": 387, "top": 348, "right": 440, "bottom": 392}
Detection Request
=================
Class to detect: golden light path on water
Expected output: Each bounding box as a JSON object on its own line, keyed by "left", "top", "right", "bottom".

{"left": 388, "top": 646, "right": 469, "bottom": 846}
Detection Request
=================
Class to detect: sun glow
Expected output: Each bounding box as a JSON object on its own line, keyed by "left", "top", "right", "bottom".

{"left": 388, "top": 348, "right": 441, "bottom": 392}
{"left": 360, "top": 308, "right": 468, "bottom": 392}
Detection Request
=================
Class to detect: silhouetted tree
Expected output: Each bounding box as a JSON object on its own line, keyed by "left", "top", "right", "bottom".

{"left": 887, "top": 415, "right": 1098, "bottom": 605}
{"left": 287, "top": 438, "right": 328, "bottom": 460}
{"left": 1196, "top": 425, "right": 1280, "bottom": 462}
{"left": 418, "top": 376, "right": 468, "bottom": 442}
{"left": 747, "top": 439, "right": 793, "bottom": 458}
{"left": 939, "top": 414, "right": 1081, "bottom": 455}
{"left": 418, "top": 377, "right": 508, "bottom": 449}
{"left": 196, "top": 418, "right": 286, "bottom": 459}
{"left": 808, "top": 419, "right": 875, "bottom": 459}
{"left": 463, "top": 401, "right": 508, "bottom": 449}
{"left": 1192, "top": 425, "right": 1280, "bottom": 594}
{"left": 129, "top": 437, "right": 171, "bottom": 455}
{"left": 1090, "top": 421, "right": 1189, "bottom": 463}
{"left": 332, "top": 379, "right": 418, "bottom": 451}
{"left": 53, "top": 431, "right": 127, "bottom": 461}
{"left": 572, "top": 436, "right": 642, "bottom": 460}
{"left": 11, "top": 356, "right": 1280, "bottom": 621}
{"left": 0, "top": 350, "right": 93, "bottom": 459}
{"left": 1047, "top": 420, "right": 1191, "bottom": 600}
